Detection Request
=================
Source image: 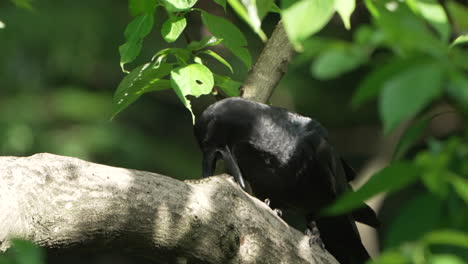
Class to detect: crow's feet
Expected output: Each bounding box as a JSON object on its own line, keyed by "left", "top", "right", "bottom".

{"left": 264, "top": 198, "right": 283, "bottom": 217}
{"left": 306, "top": 222, "right": 325, "bottom": 249}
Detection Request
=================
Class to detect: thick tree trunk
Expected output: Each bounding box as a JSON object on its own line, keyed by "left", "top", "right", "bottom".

{"left": 0, "top": 153, "right": 338, "bottom": 264}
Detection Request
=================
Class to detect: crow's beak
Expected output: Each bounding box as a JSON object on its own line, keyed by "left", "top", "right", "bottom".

{"left": 219, "top": 146, "right": 246, "bottom": 190}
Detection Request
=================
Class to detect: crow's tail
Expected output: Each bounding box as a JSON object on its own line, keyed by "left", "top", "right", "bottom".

{"left": 314, "top": 215, "right": 370, "bottom": 264}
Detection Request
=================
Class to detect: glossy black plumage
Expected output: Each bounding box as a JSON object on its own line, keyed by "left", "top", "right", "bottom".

{"left": 194, "top": 97, "right": 378, "bottom": 263}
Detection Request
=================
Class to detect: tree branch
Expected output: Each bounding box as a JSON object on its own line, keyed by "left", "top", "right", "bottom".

{"left": 0, "top": 153, "right": 338, "bottom": 264}
{"left": 240, "top": 20, "right": 295, "bottom": 103}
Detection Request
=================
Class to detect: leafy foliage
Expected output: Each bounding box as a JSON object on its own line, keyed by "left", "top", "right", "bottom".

{"left": 0, "top": 239, "right": 44, "bottom": 264}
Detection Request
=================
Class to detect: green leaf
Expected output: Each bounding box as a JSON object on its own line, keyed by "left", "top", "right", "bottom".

{"left": 450, "top": 34, "right": 468, "bottom": 48}
{"left": 270, "top": 3, "right": 281, "bottom": 13}
{"left": 447, "top": 70, "right": 468, "bottom": 114}
{"left": 351, "top": 56, "right": 425, "bottom": 108}
{"left": 119, "top": 41, "right": 143, "bottom": 72}
{"left": 393, "top": 117, "right": 431, "bottom": 160}
{"left": 423, "top": 230, "right": 468, "bottom": 249}
{"left": 170, "top": 64, "right": 214, "bottom": 123}
{"left": 407, "top": 0, "right": 450, "bottom": 42}
{"left": 449, "top": 175, "right": 468, "bottom": 204}
{"left": 214, "top": 74, "right": 241, "bottom": 96}
{"left": 224, "top": 0, "right": 271, "bottom": 40}
{"left": 11, "top": 0, "right": 33, "bottom": 10}
{"left": 228, "top": 46, "right": 252, "bottom": 68}
{"left": 11, "top": 239, "right": 44, "bottom": 264}
{"left": 188, "top": 36, "right": 223, "bottom": 51}
{"left": 124, "top": 14, "right": 154, "bottom": 41}
{"left": 311, "top": 46, "right": 366, "bottom": 80}
{"left": 201, "top": 11, "right": 252, "bottom": 68}
{"left": 161, "top": 0, "right": 197, "bottom": 11}
{"left": 324, "top": 162, "right": 421, "bottom": 215}
{"left": 112, "top": 62, "right": 173, "bottom": 118}
{"left": 365, "top": 0, "right": 444, "bottom": 56}
{"left": 161, "top": 16, "right": 187, "bottom": 43}
{"left": 227, "top": 0, "right": 261, "bottom": 36}
{"left": 368, "top": 250, "right": 408, "bottom": 264}
{"left": 151, "top": 48, "right": 191, "bottom": 65}
{"left": 282, "top": 0, "right": 336, "bottom": 50}
{"left": 429, "top": 255, "right": 466, "bottom": 264}
{"left": 380, "top": 63, "right": 444, "bottom": 134}
{"left": 257, "top": 0, "right": 274, "bottom": 19}
{"left": 335, "top": 0, "right": 355, "bottom": 29}
{"left": 201, "top": 12, "right": 247, "bottom": 48}
{"left": 384, "top": 193, "right": 442, "bottom": 248}
{"left": 200, "top": 50, "right": 233, "bottom": 73}
{"left": 446, "top": 1, "right": 468, "bottom": 32}
{"left": 214, "top": 0, "right": 227, "bottom": 9}
{"left": 119, "top": 14, "right": 154, "bottom": 71}
{"left": 129, "top": 0, "right": 157, "bottom": 16}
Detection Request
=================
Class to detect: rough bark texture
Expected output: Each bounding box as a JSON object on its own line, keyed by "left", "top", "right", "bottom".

{"left": 0, "top": 153, "right": 338, "bottom": 264}
{"left": 240, "top": 20, "right": 295, "bottom": 103}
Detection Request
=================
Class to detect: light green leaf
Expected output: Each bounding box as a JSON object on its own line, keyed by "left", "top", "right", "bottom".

{"left": 282, "top": 0, "right": 336, "bottom": 50}
{"left": 450, "top": 34, "right": 468, "bottom": 48}
{"left": 119, "top": 41, "right": 143, "bottom": 72}
{"left": 151, "top": 48, "right": 191, "bottom": 65}
{"left": 311, "top": 46, "right": 366, "bottom": 80}
{"left": 161, "top": 0, "right": 197, "bottom": 11}
{"left": 11, "top": 0, "right": 33, "bottom": 10}
{"left": 393, "top": 117, "right": 431, "bottom": 160}
{"left": 201, "top": 12, "right": 247, "bottom": 47}
{"left": 449, "top": 175, "right": 468, "bottom": 204}
{"left": 335, "top": 0, "right": 355, "bottom": 29}
{"left": 0, "top": 21, "right": 5, "bottom": 29}
{"left": 429, "top": 255, "right": 466, "bottom": 264}
{"left": 214, "top": 74, "right": 241, "bottom": 96}
{"left": 112, "top": 62, "right": 172, "bottom": 119}
{"left": 407, "top": 0, "right": 450, "bottom": 42}
{"left": 129, "top": 0, "right": 157, "bottom": 16}
{"left": 120, "top": 14, "right": 154, "bottom": 71}
{"left": 200, "top": 50, "right": 233, "bottom": 73}
{"left": 188, "top": 36, "right": 223, "bottom": 51}
{"left": 161, "top": 16, "right": 187, "bottom": 43}
{"left": 324, "top": 162, "right": 421, "bottom": 215}
{"left": 270, "top": 3, "right": 281, "bottom": 13}
{"left": 368, "top": 251, "right": 408, "bottom": 264}
{"left": 225, "top": 0, "right": 270, "bottom": 41}
{"left": 170, "top": 64, "right": 214, "bottom": 123}
{"left": 423, "top": 230, "right": 468, "bottom": 249}
{"left": 380, "top": 63, "right": 444, "bottom": 134}
{"left": 227, "top": 0, "right": 261, "bottom": 33}
{"left": 124, "top": 14, "right": 154, "bottom": 41}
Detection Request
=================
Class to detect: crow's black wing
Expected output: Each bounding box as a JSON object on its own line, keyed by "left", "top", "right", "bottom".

{"left": 301, "top": 129, "right": 370, "bottom": 264}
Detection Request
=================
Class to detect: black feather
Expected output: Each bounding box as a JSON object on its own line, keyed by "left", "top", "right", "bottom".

{"left": 194, "top": 98, "right": 379, "bottom": 263}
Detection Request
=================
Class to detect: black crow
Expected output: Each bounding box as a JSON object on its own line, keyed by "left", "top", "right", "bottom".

{"left": 194, "top": 97, "right": 378, "bottom": 264}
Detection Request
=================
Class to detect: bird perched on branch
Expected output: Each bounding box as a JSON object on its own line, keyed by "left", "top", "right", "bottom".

{"left": 194, "top": 97, "right": 378, "bottom": 264}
